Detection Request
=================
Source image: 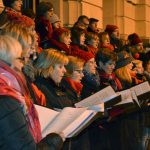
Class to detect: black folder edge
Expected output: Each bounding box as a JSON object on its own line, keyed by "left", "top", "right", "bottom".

{"left": 104, "top": 95, "right": 122, "bottom": 108}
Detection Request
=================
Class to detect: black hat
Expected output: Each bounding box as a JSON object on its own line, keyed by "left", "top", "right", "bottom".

{"left": 89, "top": 18, "right": 99, "bottom": 24}
{"left": 115, "top": 51, "right": 134, "bottom": 69}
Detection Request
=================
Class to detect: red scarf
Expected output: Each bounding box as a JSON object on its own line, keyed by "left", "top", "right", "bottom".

{"left": 0, "top": 60, "right": 42, "bottom": 143}
{"left": 87, "top": 45, "right": 98, "bottom": 55}
{"left": 100, "top": 43, "right": 114, "bottom": 52}
{"left": 130, "top": 72, "right": 143, "bottom": 85}
{"left": 50, "top": 38, "right": 71, "bottom": 55}
{"left": 65, "top": 78, "right": 83, "bottom": 96}
{"left": 99, "top": 71, "right": 122, "bottom": 91}
{"left": 39, "top": 16, "right": 53, "bottom": 39}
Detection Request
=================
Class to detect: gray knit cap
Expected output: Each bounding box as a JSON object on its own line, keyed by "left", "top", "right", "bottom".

{"left": 50, "top": 13, "right": 60, "bottom": 24}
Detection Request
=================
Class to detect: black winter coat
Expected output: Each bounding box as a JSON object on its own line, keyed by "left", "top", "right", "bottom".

{"left": 34, "top": 77, "right": 74, "bottom": 109}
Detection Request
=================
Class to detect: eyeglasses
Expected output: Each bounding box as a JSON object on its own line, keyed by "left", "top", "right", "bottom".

{"left": 75, "top": 70, "right": 83, "bottom": 74}
{"left": 16, "top": 57, "right": 25, "bottom": 62}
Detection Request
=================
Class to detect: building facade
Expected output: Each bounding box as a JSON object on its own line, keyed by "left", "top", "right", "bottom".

{"left": 0, "top": 0, "right": 150, "bottom": 42}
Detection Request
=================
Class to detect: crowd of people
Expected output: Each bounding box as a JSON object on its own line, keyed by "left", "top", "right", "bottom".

{"left": 0, "top": 0, "right": 149, "bottom": 149}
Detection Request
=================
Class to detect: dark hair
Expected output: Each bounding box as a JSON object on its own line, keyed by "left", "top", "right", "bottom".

{"left": 77, "top": 15, "right": 89, "bottom": 23}
{"left": 36, "top": 2, "right": 53, "bottom": 18}
{"left": 89, "top": 18, "right": 99, "bottom": 24}
{"left": 3, "top": 0, "right": 16, "bottom": 8}
{"left": 22, "top": 8, "right": 35, "bottom": 19}
{"left": 71, "top": 27, "right": 85, "bottom": 45}
{"left": 95, "top": 48, "right": 117, "bottom": 66}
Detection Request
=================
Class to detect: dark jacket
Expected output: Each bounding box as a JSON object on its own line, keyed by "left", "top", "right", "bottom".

{"left": 61, "top": 79, "right": 81, "bottom": 104}
{"left": 81, "top": 71, "right": 101, "bottom": 99}
{"left": 34, "top": 76, "right": 74, "bottom": 109}
{"left": 0, "top": 96, "right": 63, "bottom": 150}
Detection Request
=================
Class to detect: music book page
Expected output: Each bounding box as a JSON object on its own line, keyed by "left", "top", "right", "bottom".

{"left": 75, "top": 86, "right": 117, "bottom": 109}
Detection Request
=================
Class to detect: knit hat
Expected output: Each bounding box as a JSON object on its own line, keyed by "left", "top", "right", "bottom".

{"left": 50, "top": 13, "right": 60, "bottom": 24}
{"left": 115, "top": 51, "right": 134, "bottom": 69}
{"left": 128, "top": 33, "right": 142, "bottom": 46}
{"left": 105, "top": 24, "right": 118, "bottom": 35}
{"left": 71, "top": 50, "right": 94, "bottom": 63}
{"left": 52, "top": 27, "right": 70, "bottom": 41}
{"left": 3, "top": 0, "right": 16, "bottom": 7}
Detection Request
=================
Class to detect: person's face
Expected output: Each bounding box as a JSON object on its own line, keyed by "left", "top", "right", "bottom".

{"left": 111, "top": 29, "right": 119, "bottom": 39}
{"left": 80, "top": 33, "right": 85, "bottom": 45}
{"left": 12, "top": 48, "right": 23, "bottom": 71}
{"left": 82, "top": 18, "right": 89, "bottom": 29}
{"left": 84, "top": 58, "right": 97, "bottom": 74}
{"left": 146, "top": 64, "right": 150, "bottom": 73}
{"left": 135, "top": 64, "right": 144, "bottom": 74}
{"left": 136, "top": 43, "right": 143, "bottom": 52}
{"left": 90, "top": 22, "right": 98, "bottom": 31}
{"left": 89, "top": 36, "right": 99, "bottom": 48}
{"left": 53, "top": 21, "right": 61, "bottom": 29}
{"left": 71, "top": 67, "right": 84, "bottom": 83}
{"left": 60, "top": 33, "right": 71, "bottom": 48}
{"left": 11, "top": 0, "right": 22, "bottom": 12}
{"left": 100, "top": 60, "right": 116, "bottom": 74}
{"left": 44, "top": 8, "right": 54, "bottom": 20}
{"left": 50, "top": 64, "right": 66, "bottom": 84}
{"left": 102, "top": 34, "right": 110, "bottom": 45}
{"left": 21, "top": 36, "right": 32, "bottom": 64}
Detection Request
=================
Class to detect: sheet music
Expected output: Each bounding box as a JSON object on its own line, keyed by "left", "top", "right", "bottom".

{"left": 34, "top": 105, "right": 59, "bottom": 133}
{"left": 75, "top": 86, "right": 117, "bottom": 108}
{"left": 115, "top": 89, "right": 133, "bottom": 105}
{"left": 63, "top": 110, "right": 96, "bottom": 137}
{"left": 130, "top": 81, "right": 150, "bottom": 96}
{"left": 42, "top": 107, "right": 87, "bottom": 138}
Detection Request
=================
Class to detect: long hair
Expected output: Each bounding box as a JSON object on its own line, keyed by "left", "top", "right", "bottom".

{"left": 115, "top": 66, "right": 132, "bottom": 84}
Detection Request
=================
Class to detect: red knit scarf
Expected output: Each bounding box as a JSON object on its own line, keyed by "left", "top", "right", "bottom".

{"left": 99, "top": 71, "right": 122, "bottom": 91}
{"left": 50, "top": 38, "right": 71, "bottom": 55}
{"left": 65, "top": 77, "right": 83, "bottom": 96}
{"left": 87, "top": 45, "right": 98, "bottom": 55}
{"left": 0, "top": 60, "right": 42, "bottom": 143}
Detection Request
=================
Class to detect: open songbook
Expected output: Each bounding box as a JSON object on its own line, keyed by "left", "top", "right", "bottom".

{"left": 115, "top": 81, "right": 150, "bottom": 107}
{"left": 75, "top": 86, "right": 121, "bottom": 111}
{"left": 35, "top": 105, "right": 97, "bottom": 138}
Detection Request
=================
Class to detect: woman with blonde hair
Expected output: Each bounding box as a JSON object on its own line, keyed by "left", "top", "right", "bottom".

{"left": 0, "top": 35, "right": 64, "bottom": 149}
{"left": 33, "top": 49, "right": 74, "bottom": 109}
{"left": 62, "top": 56, "right": 85, "bottom": 103}
{"left": 115, "top": 51, "right": 142, "bottom": 89}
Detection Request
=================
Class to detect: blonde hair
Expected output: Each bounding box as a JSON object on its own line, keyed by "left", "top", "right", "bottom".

{"left": 34, "top": 49, "right": 69, "bottom": 78}
{"left": 0, "top": 35, "right": 22, "bottom": 64}
{"left": 115, "top": 65, "right": 132, "bottom": 84}
{"left": 1, "top": 23, "right": 33, "bottom": 50}
{"left": 65, "top": 56, "right": 85, "bottom": 77}
{"left": 132, "top": 59, "right": 143, "bottom": 67}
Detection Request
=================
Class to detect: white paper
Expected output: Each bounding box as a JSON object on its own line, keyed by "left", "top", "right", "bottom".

{"left": 75, "top": 86, "right": 117, "bottom": 109}
{"left": 63, "top": 110, "right": 96, "bottom": 137}
{"left": 130, "top": 81, "right": 150, "bottom": 96}
{"left": 115, "top": 89, "right": 133, "bottom": 105}
{"left": 34, "top": 105, "right": 59, "bottom": 133}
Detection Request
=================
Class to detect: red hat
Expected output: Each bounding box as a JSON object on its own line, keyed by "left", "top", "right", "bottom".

{"left": 105, "top": 24, "right": 118, "bottom": 35}
{"left": 71, "top": 48, "right": 95, "bottom": 63}
{"left": 52, "top": 28, "right": 70, "bottom": 41}
{"left": 128, "top": 33, "right": 142, "bottom": 46}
